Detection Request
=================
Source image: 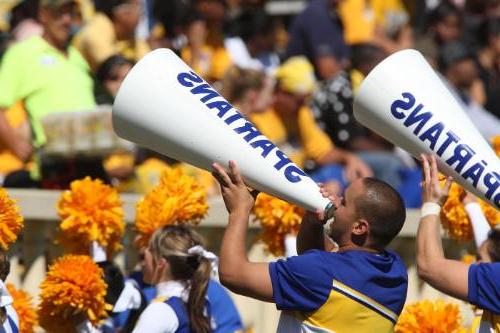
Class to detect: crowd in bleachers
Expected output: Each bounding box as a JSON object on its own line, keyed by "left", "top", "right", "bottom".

{"left": 0, "top": 1, "right": 499, "bottom": 333}
{"left": 0, "top": 0, "right": 499, "bottom": 208}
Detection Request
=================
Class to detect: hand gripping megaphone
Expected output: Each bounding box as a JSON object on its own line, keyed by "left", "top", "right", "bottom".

{"left": 112, "top": 49, "right": 332, "bottom": 212}
{"left": 353, "top": 49, "right": 500, "bottom": 209}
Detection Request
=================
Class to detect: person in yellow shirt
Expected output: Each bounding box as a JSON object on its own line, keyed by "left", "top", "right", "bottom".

{"left": 339, "top": 0, "right": 413, "bottom": 53}
{"left": 0, "top": 102, "right": 31, "bottom": 184}
{"left": 250, "top": 57, "right": 372, "bottom": 189}
{"left": 73, "top": 0, "right": 149, "bottom": 72}
{"left": 181, "top": 11, "right": 232, "bottom": 83}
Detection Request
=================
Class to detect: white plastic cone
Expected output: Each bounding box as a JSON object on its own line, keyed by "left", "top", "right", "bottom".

{"left": 354, "top": 49, "right": 500, "bottom": 209}
{"left": 113, "top": 49, "right": 330, "bottom": 211}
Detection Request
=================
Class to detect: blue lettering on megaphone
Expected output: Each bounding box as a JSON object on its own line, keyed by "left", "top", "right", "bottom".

{"left": 391, "top": 92, "right": 500, "bottom": 208}
{"left": 177, "top": 71, "right": 307, "bottom": 184}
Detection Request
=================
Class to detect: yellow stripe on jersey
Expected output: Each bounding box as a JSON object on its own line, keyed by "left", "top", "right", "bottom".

{"left": 290, "top": 279, "right": 396, "bottom": 333}
{"left": 331, "top": 280, "right": 398, "bottom": 322}
{"left": 152, "top": 296, "right": 168, "bottom": 303}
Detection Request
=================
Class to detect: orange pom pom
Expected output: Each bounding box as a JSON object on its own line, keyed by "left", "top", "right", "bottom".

{"left": 395, "top": 299, "right": 465, "bottom": 333}
{"left": 135, "top": 167, "right": 208, "bottom": 247}
{"left": 0, "top": 187, "right": 23, "bottom": 251}
{"left": 6, "top": 284, "right": 37, "bottom": 333}
{"left": 441, "top": 183, "right": 499, "bottom": 241}
{"left": 252, "top": 193, "right": 304, "bottom": 256}
{"left": 38, "top": 255, "right": 110, "bottom": 333}
{"left": 57, "top": 177, "right": 125, "bottom": 256}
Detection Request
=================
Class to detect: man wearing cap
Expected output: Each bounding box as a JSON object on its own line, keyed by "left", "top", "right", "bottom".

{"left": 251, "top": 56, "right": 372, "bottom": 191}
{"left": 0, "top": 0, "right": 95, "bottom": 173}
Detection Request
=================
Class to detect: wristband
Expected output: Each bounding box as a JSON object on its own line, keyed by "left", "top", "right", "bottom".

{"left": 421, "top": 202, "right": 441, "bottom": 218}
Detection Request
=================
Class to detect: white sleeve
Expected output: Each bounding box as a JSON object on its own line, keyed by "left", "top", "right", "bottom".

{"left": 132, "top": 302, "right": 179, "bottom": 333}
{"left": 75, "top": 319, "right": 100, "bottom": 333}
{"left": 465, "top": 202, "right": 491, "bottom": 248}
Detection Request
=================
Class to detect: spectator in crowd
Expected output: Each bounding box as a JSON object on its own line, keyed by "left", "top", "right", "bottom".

{"left": 285, "top": 0, "right": 349, "bottom": 80}
{"left": 0, "top": 0, "right": 95, "bottom": 170}
{"left": 438, "top": 41, "right": 500, "bottom": 140}
{"left": 180, "top": 10, "right": 232, "bottom": 83}
{"left": 220, "top": 66, "right": 273, "bottom": 117}
{"left": 0, "top": 101, "right": 30, "bottom": 186}
{"left": 251, "top": 56, "right": 372, "bottom": 191}
{"left": 9, "top": 0, "right": 43, "bottom": 42}
{"left": 476, "top": 18, "right": 500, "bottom": 119}
{"left": 212, "top": 160, "right": 408, "bottom": 332}
{"left": 428, "top": 1, "right": 463, "bottom": 46}
{"left": 339, "top": 0, "right": 413, "bottom": 54}
{"left": 312, "top": 43, "right": 409, "bottom": 192}
{"left": 73, "top": 0, "right": 148, "bottom": 72}
{"left": 94, "top": 55, "right": 134, "bottom": 105}
{"left": 415, "top": 1, "right": 462, "bottom": 65}
{"left": 149, "top": 0, "right": 191, "bottom": 52}
{"left": 225, "top": 9, "right": 280, "bottom": 73}
{"left": 416, "top": 154, "right": 499, "bottom": 332}
{"left": 193, "top": 0, "right": 226, "bottom": 48}
{"left": 313, "top": 44, "right": 388, "bottom": 151}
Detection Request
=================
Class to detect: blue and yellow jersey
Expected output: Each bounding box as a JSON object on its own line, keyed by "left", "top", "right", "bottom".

{"left": 468, "top": 263, "right": 500, "bottom": 332}
{"left": 269, "top": 249, "right": 408, "bottom": 333}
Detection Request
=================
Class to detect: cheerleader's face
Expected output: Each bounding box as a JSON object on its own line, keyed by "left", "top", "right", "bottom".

{"left": 143, "top": 247, "right": 167, "bottom": 284}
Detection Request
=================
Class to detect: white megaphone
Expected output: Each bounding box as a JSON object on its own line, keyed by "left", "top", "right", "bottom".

{"left": 113, "top": 49, "right": 331, "bottom": 212}
{"left": 354, "top": 49, "right": 500, "bottom": 209}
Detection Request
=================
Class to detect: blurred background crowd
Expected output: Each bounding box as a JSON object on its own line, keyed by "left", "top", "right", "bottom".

{"left": 0, "top": 0, "right": 499, "bottom": 208}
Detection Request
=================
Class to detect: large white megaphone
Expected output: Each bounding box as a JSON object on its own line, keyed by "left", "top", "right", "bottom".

{"left": 113, "top": 49, "right": 331, "bottom": 212}
{"left": 354, "top": 49, "right": 500, "bottom": 209}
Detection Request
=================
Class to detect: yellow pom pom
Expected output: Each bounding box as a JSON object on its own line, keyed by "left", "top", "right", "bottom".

{"left": 0, "top": 187, "right": 24, "bottom": 251}
{"left": 441, "top": 183, "right": 499, "bottom": 241}
{"left": 57, "top": 177, "right": 125, "bottom": 256}
{"left": 38, "top": 255, "right": 110, "bottom": 333}
{"left": 6, "top": 284, "right": 37, "bottom": 333}
{"left": 252, "top": 193, "right": 305, "bottom": 257}
{"left": 395, "top": 299, "right": 465, "bottom": 333}
{"left": 135, "top": 167, "right": 208, "bottom": 247}
{"left": 441, "top": 184, "right": 472, "bottom": 241}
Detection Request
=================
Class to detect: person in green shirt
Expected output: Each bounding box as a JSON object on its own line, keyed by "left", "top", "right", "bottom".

{"left": 0, "top": 0, "right": 96, "bottom": 163}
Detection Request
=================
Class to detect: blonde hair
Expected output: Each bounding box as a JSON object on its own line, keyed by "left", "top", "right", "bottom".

{"left": 220, "top": 66, "right": 266, "bottom": 104}
{"left": 149, "top": 225, "right": 212, "bottom": 333}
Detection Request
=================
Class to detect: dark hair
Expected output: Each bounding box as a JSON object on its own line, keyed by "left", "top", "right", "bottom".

{"left": 428, "top": 1, "right": 462, "bottom": 28}
{"left": 95, "top": 55, "right": 133, "bottom": 83}
{"left": 437, "top": 41, "right": 473, "bottom": 72}
{"left": 179, "top": 10, "right": 205, "bottom": 28}
{"left": 94, "top": 0, "right": 128, "bottom": 18}
{"left": 94, "top": 55, "right": 133, "bottom": 104}
{"left": 350, "top": 43, "right": 386, "bottom": 72}
{"left": 0, "top": 252, "right": 9, "bottom": 282}
{"left": 10, "top": 0, "right": 39, "bottom": 31}
{"left": 97, "top": 261, "right": 147, "bottom": 333}
{"left": 149, "top": 225, "right": 211, "bottom": 333}
{"left": 232, "top": 9, "right": 275, "bottom": 42}
{"left": 478, "top": 18, "right": 500, "bottom": 47}
{"left": 487, "top": 229, "right": 500, "bottom": 262}
{"left": 98, "top": 261, "right": 125, "bottom": 306}
{"left": 355, "top": 178, "right": 406, "bottom": 248}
